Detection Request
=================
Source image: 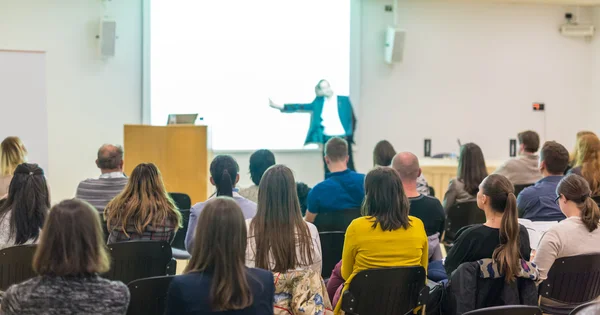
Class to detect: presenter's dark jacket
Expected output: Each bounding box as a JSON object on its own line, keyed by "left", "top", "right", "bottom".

{"left": 282, "top": 95, "right": 356, "bottom": 145}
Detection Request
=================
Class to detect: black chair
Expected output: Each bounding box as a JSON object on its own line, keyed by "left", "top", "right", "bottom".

{"left": 464, "top": 305, "right": 542, "bottom": 315}
{"left": 319, "top": 231, "right": 345, "bottom": 279}
{"left": 169, "top": 192, "right": 191, "bottom": 210}
{"left": 0, "top": 244, "right": 37, "bottom": 291}
{"left": 428, "top": 186, "right": 436, "bottom": 197}
{"left": 514, "top": 184, "right": 535, "bottom": 198}
{"left": 313, "top": 208, "right": 361, "bottom": 233}
{"left": 105, "top": 241, "right": 174, "bottom": 285}
{"left": 127, "top": 275, "right": 175, "bottom": 315}
{"left": 341, "top": 266, "right": 428, "bottom": 315}
{"left": 171, "top": 209, "right": 190, "bottom": 252}
{"left": 570, "top": 301, "right": 600, "bottom": 315}
{"left": 443, "top": 201, "right": 485, "bottom": 245}
{"left": 539, "top": 254, "right": 600, "bottom": 315}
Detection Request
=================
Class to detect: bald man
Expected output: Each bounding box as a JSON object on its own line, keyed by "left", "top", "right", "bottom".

{"left": 392, "top": 152, "right": 445, "bottom": 239}
{"left": 75, "top": 144, "right": 128, "bottom": 213}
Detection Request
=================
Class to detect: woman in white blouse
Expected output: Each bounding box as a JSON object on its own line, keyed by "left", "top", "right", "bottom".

{"left": 246, "top": 164, "right": 322, "bottom": 274}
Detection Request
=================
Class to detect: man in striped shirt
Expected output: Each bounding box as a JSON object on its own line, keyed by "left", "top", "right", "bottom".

{"left": 75, "top": 144, "right": 128, "bottom": 213}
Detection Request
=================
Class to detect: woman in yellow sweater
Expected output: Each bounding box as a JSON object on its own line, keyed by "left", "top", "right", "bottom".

{"left": 333, "top": 167, "right": 429, "bottom": 314}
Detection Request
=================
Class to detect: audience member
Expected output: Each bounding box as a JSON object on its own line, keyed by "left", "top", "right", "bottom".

{"left": 444, "top": 174, "right": 531, "bottom": 275}
{"left": 373, "top": 139, "right": 430, "bottom": 196}
{"left": 296, "top": 182, "right": 311, "bottom": 216}
{"left": 332, "top": 167, "right": 428, "bottom": 313}
{"left": 0, "top": 163, "right": 49, "bottom": 249}
{"left": 239, "top": 149, "right": 276, "bottom": 203}
{"left": 186, "top": 155, "right": 256, "bottom": 251}
{"left": 569, "top": 131, "right": 597, "bottom": 172}
{"left": 246, "top": 165, "right": 322, "bottom": 274}
{"left": 305, "top": 137, "right": 364, "bottom": 223}
{"left": 443, "top": 143, "right": 488, "bottom": 211}
{"left": 75, "top": 144, "right": 128, "bottom": 213}
{"left": 568, "top": 133, "right": 600, "bottom": 196}
{"left": 534, "top": 174, "right": 600, "bottom": 283}
{"left": 517, "top": 141, "right": 569, "bottom": 221}
{"left": 494, "top": 130, "right": 543, "bottom": 185}
{"left": 104, "top": 163, "right": 182, "bottom": 244}
{"left": 0, "top": 136, "right": 27, "bottom": 198}
{"left": 166, "top": 197, "right": 274, "bottom": 315}
{"left": 1, "top": 199, "right": 130, "bottom": 315}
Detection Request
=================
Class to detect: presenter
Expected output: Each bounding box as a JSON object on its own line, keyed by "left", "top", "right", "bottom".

{"left": 269, "top": 79, "right": 356, "bottom": 177}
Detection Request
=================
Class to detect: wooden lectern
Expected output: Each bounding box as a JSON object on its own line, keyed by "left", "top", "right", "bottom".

{"left": 124, "top": 125, "right": 210, "bottom": 205}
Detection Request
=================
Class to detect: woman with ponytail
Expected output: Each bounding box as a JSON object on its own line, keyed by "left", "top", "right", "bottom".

{"left": 185, "top": 155, "right": 257, "bottom": 251}
{"left": 534, "top": 174, "right": 600, "bottom": 282}
{"left": 445, "top": 174, "right": 531, "bottom": 277}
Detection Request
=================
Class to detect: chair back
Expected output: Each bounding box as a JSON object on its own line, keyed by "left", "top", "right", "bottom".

{"left": 169, "top": 192, "right": 191, "bottom": 210}
{"left": 171, "top": 209, "right": 190, "bottom": 250}
{"left": 313, "top": 208, "right": 361, "bottom": 232}
{"left": 341, "top": 266, "right": 427, "bottom": 315}
{"left": 463, "top": 305, "right": 542, "bottom": 315}
{"left": 514, "top": 184, "right": 535, "bottom": 198}
{"left": 319, "top": 231, "right": 345, "bottom": 279}
{"left": 127, "top": 275, "right": 175, "bottom": 315}
{"left": 444, "top": 201, "right": 485, "bottom": 244}
{"left": 569, "top": 301, "right": 600, "bottom": 315}
{"left": 540, "top": 254, "right": 600, "bottom": 306}
{"left": 0, "top": 244, "right": 37, "bottom": 291}
{"left": 105, "top": 241, "right": 173, "bottom": 285}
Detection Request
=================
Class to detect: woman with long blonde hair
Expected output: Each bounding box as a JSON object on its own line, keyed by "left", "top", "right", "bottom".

{"left": 568, "top": 134, "right": 600, "bottom": 196}
{"left": 570, "top": 131, "right": 597, "bottom": 167}
{"left": 104, "top": 163, "right": 181, "bottom": 244}
{"left": 0, "top": 137, "right": 27, "bottom": 197}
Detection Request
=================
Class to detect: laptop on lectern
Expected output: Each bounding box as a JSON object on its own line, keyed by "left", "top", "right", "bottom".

{"left": 167, "top": 114, "right": 198, "bottom": 125}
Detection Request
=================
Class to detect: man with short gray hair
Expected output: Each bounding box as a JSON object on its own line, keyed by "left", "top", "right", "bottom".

{"left": 76, "top": 144, "right": 128, "bottom": 212}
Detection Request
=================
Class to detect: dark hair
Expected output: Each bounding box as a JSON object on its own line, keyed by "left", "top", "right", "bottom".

{"left": 373, "top": 140, "right": 396, "bottom": 166}
{"left": 518, "top": 131, "right": 540, "bottom": 153}
{"left": 249, "top": 149, "right": 276, "bottom": 186}
{"left": 458, "top": 143, "right": 488, "bottom": 196}
{"left": 296, "top": 182, "right": 311, "bottom": 216}
{"left": 0, "top": 163, "right": 49, "bottom": 245}
{"left": 557, "top": 174, "right": 600, "bottom": 232}
{"left": 210, "top": 155, "right": 239, "bottom": 197}
{"left": 33, "top": 199, "right": 110, "bottom": 276}
{"left": 185, "top": 197, "right": 253, "bottom": 311}
{"left": 362, "top": 167, "right": 411, "bottom": 231}
{"left": 481, "top": 174, "right": 520, "bottom": 282}
{"left": 325, "top": 137, "right": 348, "bottom": 163}
{"left": 540, "top": 141, "right": 569, "bottom": 175}
{"left": 251, "top": 165, "right": 313, "bottom": 272}
{"left": 96, "top": 144, "right": 124, "bottom": 170}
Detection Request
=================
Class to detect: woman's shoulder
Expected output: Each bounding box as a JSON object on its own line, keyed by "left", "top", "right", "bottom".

{"left": 455, "top": 224, "right": 487, "bottom": 239}
{"left": 305, "top": 221, "right": 319, "bottom": 235}
{"left": 247, "top": 267, "right": 274, "bottom": 282}
{"left": 91, "top": 276, "right": 129, "bottom": 295}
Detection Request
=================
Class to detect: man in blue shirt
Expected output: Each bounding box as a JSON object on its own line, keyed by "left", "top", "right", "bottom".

{"left": 304, "top": 137, "right": 365, "bottom": 223}
{"left": 517, "top": 141, "right": 570, "bottom": 221}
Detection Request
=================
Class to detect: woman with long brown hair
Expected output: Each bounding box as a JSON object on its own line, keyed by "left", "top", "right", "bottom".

{"left": 104, "top": 163, "right": 181, "bottom": 244}
{"left": 568, "top": 133, "right": 600, "bottom": 196}
{"left": 444, "top": 174, "right": 531, "bottom": 277}
{"left": 569, "top": 131, "right": 597, "bottom": 168}
{"left": 443, "top": 143, "right": 488, "bottom": 211}
{"left": 246, "top": 164, "right": 322, "bottom": 274}
{"left": 1, "top": 199, "right": 129, "bottom": 315}
{"left": 166, "top": 197, "right": 274, "bottom": 315}
{"left": 0, "top": 136, "right": 27, "bottom": 197}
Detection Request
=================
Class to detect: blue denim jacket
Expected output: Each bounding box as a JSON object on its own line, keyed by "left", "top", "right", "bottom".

{"left": 517, "top": 176, "right": 566, "bottom": 222}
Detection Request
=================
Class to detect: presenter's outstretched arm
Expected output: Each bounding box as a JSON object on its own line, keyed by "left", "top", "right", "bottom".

{"left": 269, "top": 98, "right": 316, "bottom": 113}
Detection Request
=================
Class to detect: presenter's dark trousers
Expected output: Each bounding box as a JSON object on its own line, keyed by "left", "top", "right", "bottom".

{"left": 322, "top": 135, "right": 355, "bottom": 178}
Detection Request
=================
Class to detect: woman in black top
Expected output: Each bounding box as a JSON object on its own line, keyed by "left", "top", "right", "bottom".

{"left": 445, "top": 174, "right": 531, "bottom": 277}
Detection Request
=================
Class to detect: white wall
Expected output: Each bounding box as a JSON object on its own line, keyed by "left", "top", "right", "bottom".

{"left": 0, "top": 0, "right": 142, "bottom": 202}
{"left": 592, "top": 7, "right": 600, "bottom": 121}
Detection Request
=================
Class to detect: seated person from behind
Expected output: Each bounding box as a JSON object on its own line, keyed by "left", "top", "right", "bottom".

{"left": 166, "top": 197, "right": 274, "bottom": 315}
{"left": 305, "top": 137, "right": 365, "bottom": 223}
{"left": 76, "top": 144, "right": 128, "bottom": 213}
{"left": 373, "top": 139, "right": 431, "bottom": 196}
{"left": 104, "top": 163, "right": 182, "bottom": 244}
{"left": 392, "top": 152, "right": 445, "bottom": 238}
{"left": 186, "top": 155, "right": 257, "bottom": 251}
{"left": 443, "top": 143, "right": 488, "bottom": 211}
{"left": 238, "top": 149, "right": 276, "bottom": 203}
{"left": 534, "top": 174, "right": 600, "bottom": 284}
{"left": 567, "top": 133, "right": 600, "bottom": 196}
{"left": 517, "top": 141, "right": 569, "bottom": 221}
{"left": 1, "top": 199, "right": 130, "bottom": 315}
{"left": 494, "top": 130, "right": 543, "bottom": 185}
{"left": 0, "top": 136, "right": 27, "bottom": 198}
{"left": 444, "top": 174, "right": 531, "bottom": 275}
{"left": 296, "top": 182, "right": 311, "bottom": 216}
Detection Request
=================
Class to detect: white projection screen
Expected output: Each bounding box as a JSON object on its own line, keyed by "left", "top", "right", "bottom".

{"left": 150, "top": 0, "right": 351, "bottom": 150}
